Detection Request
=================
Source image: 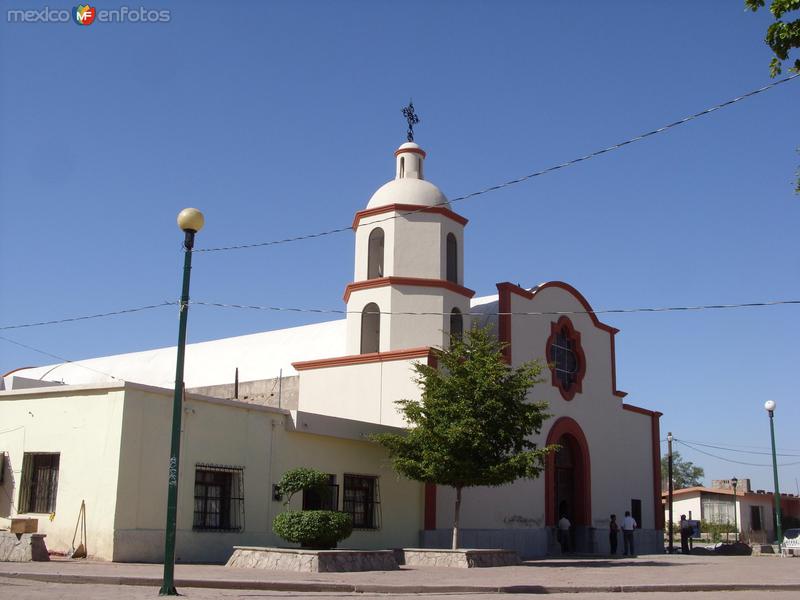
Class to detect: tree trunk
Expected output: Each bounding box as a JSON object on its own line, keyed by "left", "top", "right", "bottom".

{"left": 452, "top": 486, "right": 462, "bottom": 550}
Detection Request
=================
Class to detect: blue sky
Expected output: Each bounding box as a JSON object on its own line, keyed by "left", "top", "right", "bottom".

{"left": 1, "top": 1, "right": 798, "bottom": 493}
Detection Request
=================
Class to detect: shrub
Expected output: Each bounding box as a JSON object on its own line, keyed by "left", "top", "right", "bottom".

{"left": 275, "top": 467, "right": 330, "bottom": 503}
{"left": 273, "top": 510, "right": 353, "bottom": 549}
{"left": 272, "top": 467, "right": 354, "bottom": 550}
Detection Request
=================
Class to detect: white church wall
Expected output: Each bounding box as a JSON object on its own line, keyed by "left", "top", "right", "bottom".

{"left": 296, "top": 357, "right": 423, "bottom": 427}
{"left": 0, "top": 385, "right": 126, "bottom": 560}
{"left": 392, "top": 214, "right": 445, "bottom": 280}
{"left": 387, "top": 287, "right": 449, "bottom": 351}
{"left": 506, "top": 286, "right": 616, "bottom": 409}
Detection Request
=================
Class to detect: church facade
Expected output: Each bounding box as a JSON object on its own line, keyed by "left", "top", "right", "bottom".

{"left": 1, "top": 138, "right": 663, "bottom": 561}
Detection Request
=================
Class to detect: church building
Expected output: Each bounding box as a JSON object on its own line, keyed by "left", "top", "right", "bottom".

{"left": 1, "top": 134, "right": 663, "bottom": 561}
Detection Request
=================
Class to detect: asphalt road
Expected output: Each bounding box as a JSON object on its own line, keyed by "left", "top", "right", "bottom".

{"left": 2, "top": 578, "right": 800, "bottom": 600}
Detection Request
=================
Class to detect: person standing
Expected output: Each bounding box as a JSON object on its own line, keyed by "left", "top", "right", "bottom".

{"left": 557, "top": 514, "right": 571, "bottom": 554}
{"left": 621, "top": 510, "right": 637, "bottom": 556}
{"left": 679, "top": 514, "right": 691, "bottom": 554}
{"left": 609, "top": 514, "right": 619, "bottom": 555}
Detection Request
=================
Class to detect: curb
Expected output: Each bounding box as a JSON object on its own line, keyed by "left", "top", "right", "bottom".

{"left": 2, "top": 572, "right": 800, "bottom": 594}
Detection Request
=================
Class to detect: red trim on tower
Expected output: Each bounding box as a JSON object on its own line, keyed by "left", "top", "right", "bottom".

{"left": 292, "top": 347, "right": 434, "bottom": 371}
{"left": 394, "top": 147, "right": 426, "bottom": 158}
{"left": 545, "top": 417, "right": 592, "bottom": 527}
{"left": 495, "top": 281, "right": 627, "bottom": 398}
{"left": 651, "top": 410, "right": 664, "bottom": 531}
{"left": 343, "top": 277, "right": 476, "bottom": 303}
{"left": 424, "top": 483, "right": 437, "bottom": 530}
{"left": 352, "top": 204, "right": 468, "bottom": 230}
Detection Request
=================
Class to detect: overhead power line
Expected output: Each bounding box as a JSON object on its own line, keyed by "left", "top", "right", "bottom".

{"left": 195, "top": 74, "right": 800, "bottom": 253}
{"left": 190, "top": 298, "right": 800, "bottom": 316}
{"left": 0, "top": 302, "right": 176, "bottom": 331}
{"left": 0, "top": 334, "right": 122, "bottom": 382}
{"left": 675, "top": 439, "right": 800, "bottom": 458}
{"left": 0, "top": 297, "right": 797, "bottom": 332}
{"left": 676, "top": 439, "right": 800, "bottom": 468}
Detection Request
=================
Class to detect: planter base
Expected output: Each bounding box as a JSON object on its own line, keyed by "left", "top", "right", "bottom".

{"left": 226, "top": 546, "right": 399, "bottom": 572}
{"left": 401, "top": 548, "right": 520, "bottom": 568}
{"left": 0, "top": 532, "right": 49, "bottom": 562}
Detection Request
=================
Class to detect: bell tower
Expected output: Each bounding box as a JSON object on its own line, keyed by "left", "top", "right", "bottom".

{"left": 344, "top": 139, "right": 474, "bottom": 355}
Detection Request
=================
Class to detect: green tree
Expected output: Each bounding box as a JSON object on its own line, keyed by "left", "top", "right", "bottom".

{"left": 372, "top": 327, "right": 554, "bottom": 550}
{"left": 746, "top": 1, "right": 800, "bottom": 77}
{"left": 661, "top": 451, "right": 705, "bottom": 489}
{"left": 746, "top": 1, "right": 800, "bottom": 192}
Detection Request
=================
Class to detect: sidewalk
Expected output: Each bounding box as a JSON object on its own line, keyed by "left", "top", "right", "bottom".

{"left": 1, "top": 554, "right": 799, "bottom": 594}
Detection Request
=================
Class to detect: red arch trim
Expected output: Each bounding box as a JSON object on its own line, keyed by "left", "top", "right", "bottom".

{"left": 545, "top": 416, "right": 592, "bottom": 526}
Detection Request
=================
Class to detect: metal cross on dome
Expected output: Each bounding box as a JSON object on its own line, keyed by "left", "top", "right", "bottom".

{"left": 402, "top": 100, "right": 421, "bottom": 142}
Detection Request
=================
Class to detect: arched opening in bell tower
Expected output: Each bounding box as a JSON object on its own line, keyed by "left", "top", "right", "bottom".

{"left": 360, "top": 303, "right": 381, "bottom": 354}
{"left": 367, "top": 228, "right": 384, "bottom": 279}
{"left": 446, "top": 233, "right": 458, "bottom": 283}
{"left": 450, "top": 308, "right": 463, "bottom": 341}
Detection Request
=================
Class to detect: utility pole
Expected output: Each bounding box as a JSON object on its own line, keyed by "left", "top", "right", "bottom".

{"left": 667, "top": 432, "right": 674, "bottom": 554}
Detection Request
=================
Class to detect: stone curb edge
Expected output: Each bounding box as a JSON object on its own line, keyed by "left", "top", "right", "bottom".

{"left": 2, "top": 573, "right": 800, "bottom": 594}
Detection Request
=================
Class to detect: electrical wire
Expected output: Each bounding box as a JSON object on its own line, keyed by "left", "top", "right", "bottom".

{"left": 676, "top": 440, "right": 800, "bottom": 468}
{"left": 0, "top": 335, "right": 122, "bottom": 382}
{"left": 2, "top": 297, "right": 796, "bottom": 332}
{"left": 189, "top": 298, "right": 800, "bottom": 316}
{"left": 195, "top": 74, "right": 800, "bottom": 253}
{"left": 0, "top": 302, "right": 176, "bottom": 331}
{"left": 675, "top": 439, "right": 800, "bottom": 458}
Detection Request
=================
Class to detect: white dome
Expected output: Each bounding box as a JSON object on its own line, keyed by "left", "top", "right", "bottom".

{"left": 366, "top": 177, "right": 448, "bottom": 209}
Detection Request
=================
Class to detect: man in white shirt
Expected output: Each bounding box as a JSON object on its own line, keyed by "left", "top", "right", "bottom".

{"left": 621, "top": 510, "right": 637, "bottom": 556}
{"left": 557, "top": 515, "right": 571, "bottom": 553}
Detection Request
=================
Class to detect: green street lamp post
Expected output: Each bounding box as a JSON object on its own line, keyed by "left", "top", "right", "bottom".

{"left": 160, "top": 208, "right": 205, "bottom": 596}
{"left": 731, "top": 477, "right": 738, "bottom": 542}
{"left": 764, "top": 400, "right": 783, "bottom": 548}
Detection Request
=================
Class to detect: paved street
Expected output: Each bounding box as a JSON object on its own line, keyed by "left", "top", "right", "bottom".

{"left": 3, "top": 578, "right": 800, "bottom": 600}
{"left": 1, "top": 554, "right": 799, "bottom": 598}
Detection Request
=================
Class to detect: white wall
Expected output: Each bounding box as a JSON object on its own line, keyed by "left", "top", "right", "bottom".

{"left": 0, "top": 385, "right": 126, "bottom": 559}
{"left": 297, "top": 357, "right": 423, "bottom": 427}
{"left": 434, "top": 285, "right": 657, "bottom": 535}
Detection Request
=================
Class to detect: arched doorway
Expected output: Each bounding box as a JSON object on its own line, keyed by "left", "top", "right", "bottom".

{"left": 545, "top": 417, "right": 591, "bottom": 527}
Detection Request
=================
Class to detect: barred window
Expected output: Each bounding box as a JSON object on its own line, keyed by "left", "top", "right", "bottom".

{"left": 343, "top": 474, "right": 380, "bottom": 529}
{"left": 546, "top": 317, "right": 585, "bottom": 401}
{"left": 193, "top": 464, "right": 244, "bottom": 532}
{"left": 702, "top": 494, "right": 735, "bottom": 525}
{"left": 302, "top": 474, "right": 339, "bottom": 511}
{"left": 19, "top": 453, "right": 60, "bottom": 514}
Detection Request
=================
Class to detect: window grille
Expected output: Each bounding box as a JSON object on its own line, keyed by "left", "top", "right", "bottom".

{"left": 302, "top": 475, "right": 339, "bottom": 511}
{"left": 193, "top": 464, "right": 244, "bottom": 532}
{"left": 550, "top": 327, "right": 578, "bottom": 390}
{"left": 19, "top": 453, "right": 60, "bottom": 514}
{"left": 343, "top": 474, "right": 380, "bottom": 529}
{"left": 702, "top": 495, "right": 735, "bottom": 524}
